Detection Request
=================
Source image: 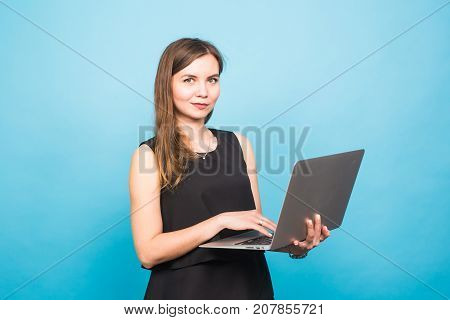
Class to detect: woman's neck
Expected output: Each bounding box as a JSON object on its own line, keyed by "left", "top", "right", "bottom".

{"left": 177, "top": 121, "right": 213, "bottom": 152}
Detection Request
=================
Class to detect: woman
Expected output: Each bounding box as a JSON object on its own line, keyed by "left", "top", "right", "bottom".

{"left": 128, "top": 38, "right": 330, "bottom": 299}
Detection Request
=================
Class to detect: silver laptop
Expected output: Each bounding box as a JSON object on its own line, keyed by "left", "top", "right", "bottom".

{"left": 199, "top": 149, "right": 365, "bottom": 252}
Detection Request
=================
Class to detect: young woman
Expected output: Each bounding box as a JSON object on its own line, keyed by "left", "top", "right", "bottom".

{"left": 128, "top": 38, "right": 330, "bottom": 299}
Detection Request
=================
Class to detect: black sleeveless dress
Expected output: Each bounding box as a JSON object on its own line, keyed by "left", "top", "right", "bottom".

{"left": 138, "top": 128, "right": 274, "bottom": 300}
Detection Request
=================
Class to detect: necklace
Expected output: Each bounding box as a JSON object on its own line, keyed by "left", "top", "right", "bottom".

{"left": 198, "top": 134, "right": 213, "bottom": 159}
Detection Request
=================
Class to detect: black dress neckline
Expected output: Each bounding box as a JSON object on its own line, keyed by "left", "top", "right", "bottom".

{"left": 194, "top": 128, "right": 219, "bottom": 156}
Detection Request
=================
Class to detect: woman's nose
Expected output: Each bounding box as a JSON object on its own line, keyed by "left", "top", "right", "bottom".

{"left": 196, "top": 82, "right": 208, "bottom": 97}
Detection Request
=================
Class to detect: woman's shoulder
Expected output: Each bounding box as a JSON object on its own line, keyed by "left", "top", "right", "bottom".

{"left": 132, "top": 137, "right": 157, "bottom": 171}
{"left": 130, "top": 137, "right": 159, "bottom": 183}
{"left": 139, "top": 136, "right": 156, "bottom": 151}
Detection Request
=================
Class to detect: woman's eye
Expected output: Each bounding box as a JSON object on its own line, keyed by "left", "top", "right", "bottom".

{"left": 183, "top": 78, "right": 218, "bottom": 84}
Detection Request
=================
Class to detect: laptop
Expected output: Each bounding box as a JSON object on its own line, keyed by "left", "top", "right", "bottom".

{"left": 199, "top": 149, "right": 365, "bottom": 252}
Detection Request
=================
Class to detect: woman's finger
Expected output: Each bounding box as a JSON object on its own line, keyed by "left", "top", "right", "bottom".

{"left": 295, "top": 240, "right": 308, "bottom": 249}
{"left": 253, "top": 223, "right": 273, "bottom": 238}
{"left": 262, "top": 216, "right": 277, "bottom": 230}
{"left": 305, "top": 219, "right": 315, "bottom": 248}
{"left": 319, "top": 226, "right": 330, "bottom": 242}
{"left": 267, "top": 217, "right": 278, "bottom": 229}
{"left": 255, "top": 214, "right": 277, "bottom": 231}
{"left": 322, "top": 225, "right": 330, "bottom": 238}
{"left": 300, "top": 241, "right": 308, "bottom": 249}
{"left": 312, "top": 213, "right": 321, "bottom": 246}
{"left": 254, "top": 216, "right": 276, "bottom": 233}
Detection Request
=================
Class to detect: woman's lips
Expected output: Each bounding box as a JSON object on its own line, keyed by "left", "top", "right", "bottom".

{"left": 191, "top": 103, "right": 209, "bottom": 110}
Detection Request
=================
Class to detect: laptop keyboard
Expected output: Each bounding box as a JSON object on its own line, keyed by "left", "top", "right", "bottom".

{"left": 234, "top": 235, "right": 273, "bottom": 246}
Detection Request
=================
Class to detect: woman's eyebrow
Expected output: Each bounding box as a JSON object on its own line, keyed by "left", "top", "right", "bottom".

{"left": 182, "top": 73, "right": 220, "bottom": 78}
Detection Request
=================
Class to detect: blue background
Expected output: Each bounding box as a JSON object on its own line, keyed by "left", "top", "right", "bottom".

{"left": 1, "top": 0, "right": 449, "bottom": 299}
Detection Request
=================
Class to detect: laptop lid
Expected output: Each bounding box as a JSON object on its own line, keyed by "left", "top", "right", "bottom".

{"left": 270, "top": 149, "right": 365, "bottom": 250}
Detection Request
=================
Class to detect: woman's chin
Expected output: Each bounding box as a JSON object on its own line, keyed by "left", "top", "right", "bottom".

{"left": 190, "top": 107, "right": 213, "bottom": 118}
{"left": 179, "top": 112, "right": 210, "bottom": 122}
{"left": 176, "top": 106, "right": 213, "bottom": 121}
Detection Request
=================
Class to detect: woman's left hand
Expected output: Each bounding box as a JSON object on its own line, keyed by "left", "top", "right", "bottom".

{"left": 287, "top": 213, "right": 331, "bottom": 256}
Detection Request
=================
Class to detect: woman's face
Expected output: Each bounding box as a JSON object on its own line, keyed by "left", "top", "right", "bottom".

{"left": 171, "top": 54, "right": 220, "bottom": 123}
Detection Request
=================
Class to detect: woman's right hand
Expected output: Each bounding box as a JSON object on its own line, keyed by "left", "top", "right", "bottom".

{"left": 216, "top": 209, "right": 277, "bottom": 238}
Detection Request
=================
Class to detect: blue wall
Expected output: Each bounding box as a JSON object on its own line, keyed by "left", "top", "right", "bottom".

{"left": 1, "top": 0, "right": 449, "bottom": 299}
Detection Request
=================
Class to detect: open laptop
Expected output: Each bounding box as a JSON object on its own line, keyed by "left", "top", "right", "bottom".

{"left": 199, "top": 149, "right": 365, "bottom": 252}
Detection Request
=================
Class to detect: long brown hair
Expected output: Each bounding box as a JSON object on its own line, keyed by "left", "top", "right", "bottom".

{"left": 153, "top": 38, "right": 225, "bottom": 190}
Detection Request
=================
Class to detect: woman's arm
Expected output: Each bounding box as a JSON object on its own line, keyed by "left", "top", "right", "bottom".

{"left": 128, "top": 144, "right": 223, "bottom": 269}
